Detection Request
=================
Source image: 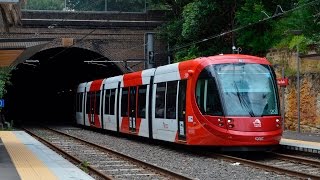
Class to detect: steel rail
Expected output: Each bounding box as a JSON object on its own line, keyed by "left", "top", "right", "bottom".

{"left": 271, "top": 152, "right": 320, "bottom": 167}
{"left": 40, "top": 126, "right": 193, "bottom": 180}
{"left": 211, "top": 153, "right": 320, "bottom": 179}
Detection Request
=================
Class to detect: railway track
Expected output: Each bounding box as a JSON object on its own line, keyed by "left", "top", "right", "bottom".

{"left": 209, "top": 151, "right": 320, "bottom": 179}
{"left": 23, "top": 127, "right": 193, "bottom": 180}
{"left": 27, "top": 125, "right": 320, "bottom": 179}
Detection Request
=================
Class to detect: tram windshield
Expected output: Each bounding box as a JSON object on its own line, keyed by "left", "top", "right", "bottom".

{"left": 195, "top": 63, "right": 279, "bottom": 117}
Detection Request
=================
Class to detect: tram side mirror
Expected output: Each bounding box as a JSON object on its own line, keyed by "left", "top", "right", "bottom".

{"left": 187, "top": 70, "right": 194, "bottom": 76}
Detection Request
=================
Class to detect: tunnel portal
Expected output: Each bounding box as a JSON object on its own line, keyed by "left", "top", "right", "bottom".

{"left": 5, "top": 47, "right": 123, "bottom": 125}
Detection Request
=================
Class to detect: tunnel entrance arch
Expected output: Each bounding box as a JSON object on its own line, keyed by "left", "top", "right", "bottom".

{"left": 5, "top": 47, "right": 124, "bottom": 125}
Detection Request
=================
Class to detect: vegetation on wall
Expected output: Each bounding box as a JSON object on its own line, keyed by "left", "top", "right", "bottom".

{"left": 0, "top": 67, "right": 12, "bottom": 99}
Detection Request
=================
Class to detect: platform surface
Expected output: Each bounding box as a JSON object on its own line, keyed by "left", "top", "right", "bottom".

{"left": 281, "top": 130, "right": 320, "bottom": 153}
{"left": 0, "top": 131, "right": 94, "bottom": 180}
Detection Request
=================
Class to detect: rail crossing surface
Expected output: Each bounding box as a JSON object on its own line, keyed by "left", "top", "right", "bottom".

{"left": 0, "top": 130, "right": 319, "bottom": 179}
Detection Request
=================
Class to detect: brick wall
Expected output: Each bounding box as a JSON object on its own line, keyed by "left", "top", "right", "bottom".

{"left": 2, "top": 10, "right": 169, "bottom": 72}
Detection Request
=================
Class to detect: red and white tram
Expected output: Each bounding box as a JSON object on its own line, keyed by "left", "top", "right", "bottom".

{"left": 75, "top": 54, "right": 282, "bottom": 149}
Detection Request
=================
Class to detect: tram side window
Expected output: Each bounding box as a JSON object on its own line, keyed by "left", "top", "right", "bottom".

{"left": 166, "top": 81, "right": 177, "bottom": 119}
{"left": 110, "top": 89, "right": 116, "bottom": 115}
{"left": 137, "top": 85, "right": 147, "bottom": 118}
{"left": 155, "top": 82, "right": 166, "bottom": 118}
{"left": 104, "top": 89, "right": 110, "bottom": 114}
{"left": 121, "top": 88, "right": 129, "bottom": 116}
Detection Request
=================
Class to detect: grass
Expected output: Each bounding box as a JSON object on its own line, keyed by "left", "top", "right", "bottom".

{"left": 79, "top": 161, "right": 90, "bottom": 173}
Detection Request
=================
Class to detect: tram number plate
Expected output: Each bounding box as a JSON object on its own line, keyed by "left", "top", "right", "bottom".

{"left": 255, "top": 137, "right": 264, "bottom": 141}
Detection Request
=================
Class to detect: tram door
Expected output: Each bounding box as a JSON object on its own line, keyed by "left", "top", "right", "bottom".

{"left": 82, "top": 88, "right": 86, "bottom": 125}
{"left": 129, "top": 87, "right": 137, "bottom": 132}
{"left": 89, "top": 92, "right": 95, "bottom": 125}
{"left": 177, "top": 80, "right": 187, "bottom": 140}
{"left": 85, "top": 92, "right": 93, "bottom": 126}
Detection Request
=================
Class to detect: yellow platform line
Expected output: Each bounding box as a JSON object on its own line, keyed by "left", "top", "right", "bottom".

{"left": 0, "top": 131, "right": 58, "bottom": 180}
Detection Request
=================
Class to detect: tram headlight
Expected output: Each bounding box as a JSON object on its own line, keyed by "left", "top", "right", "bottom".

{"left": 227, "top": 119, "right": 234, "bottom": 129}
{"left": 275, "top": 119, "right": 281, "bottom": 128}
{"left": 218, "top": 119, "right": 224, "bottom": 127}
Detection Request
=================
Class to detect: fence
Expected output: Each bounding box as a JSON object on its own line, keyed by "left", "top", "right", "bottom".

{"left": 23, "top": 0, "right": 147, "bottom": 12}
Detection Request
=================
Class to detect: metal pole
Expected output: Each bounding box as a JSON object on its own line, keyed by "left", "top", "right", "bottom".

{"left": 297, "top": 45, "right": 300, "bottom": 133}
{"left": 105, "top": 0, "right": 107, "bottom": 11}
{"left": 144, "top": 0, "right": 147, "bottom": 13}
{"left": 167, "top": 43, "right": 171, "bottom": 64}
{"left": 281, "top": 66, "right": 285, "bottom": 130}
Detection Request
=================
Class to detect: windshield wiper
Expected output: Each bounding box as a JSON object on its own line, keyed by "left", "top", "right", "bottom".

{"left": 233, "top": 82, "right": 255, "bottom": 117}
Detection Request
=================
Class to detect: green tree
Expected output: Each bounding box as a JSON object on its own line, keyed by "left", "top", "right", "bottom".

{"left": 157, "top": 0, "right": 237, "bottom": 62}
{"left": 0, "top": 67, "right": 12, "bottom": 99}
{"left": 272, "top": 0, "right": 320, "bottom": 54}
{"left": 156, "top": 0, "right": 319, "bottom": 62}
{"left": 234, "top": 0, "right": 297, "bottom": 56}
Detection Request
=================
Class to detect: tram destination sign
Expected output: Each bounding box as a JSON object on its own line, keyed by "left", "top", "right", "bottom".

{"left": 277, "top": 78, "right": 289, "bottom": 87}
{"left": 0, "top": 0, "right": 18, "bottom": 3}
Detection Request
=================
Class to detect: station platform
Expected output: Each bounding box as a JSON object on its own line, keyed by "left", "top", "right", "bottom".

{"left": 281, "top": 130, "right": 320, "bottom": 154}
{"left": 0, "top": 131, "right": 94, "bottom": 180}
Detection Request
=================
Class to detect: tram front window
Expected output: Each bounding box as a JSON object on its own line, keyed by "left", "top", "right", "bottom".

{"left": 214, "top": 63, "right": 279, "bottom": 117}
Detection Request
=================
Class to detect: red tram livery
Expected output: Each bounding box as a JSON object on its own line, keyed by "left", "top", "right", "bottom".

{"left": 75, "top": 54, "right": 282, "bottom": 150}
